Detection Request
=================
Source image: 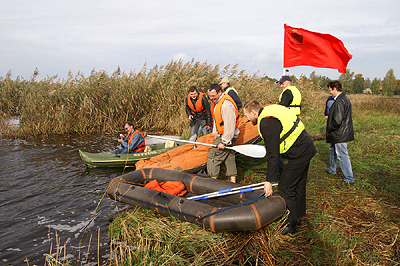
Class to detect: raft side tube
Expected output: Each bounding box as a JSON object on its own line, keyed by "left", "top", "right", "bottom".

{"left": 118, "top": 168, "right": 266, "bottom": 204}
{"left": 107, "top": 181, "right": 214, "bottom": 226}
{"left": 107, "top": 168, "right": 287, "bottom": 232}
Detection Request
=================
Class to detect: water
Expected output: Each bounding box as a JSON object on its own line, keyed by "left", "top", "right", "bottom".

{"left": 0, "top": 133, "right": 167, "bottom": 265}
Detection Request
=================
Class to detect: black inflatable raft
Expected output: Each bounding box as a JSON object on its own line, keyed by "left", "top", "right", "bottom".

{"left": 107, "top": 168, "right": 286, "bottom": 232}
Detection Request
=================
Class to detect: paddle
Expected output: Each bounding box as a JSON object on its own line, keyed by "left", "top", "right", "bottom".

{"left": 187, "top": 182, "right": 279, "bottom": 201}
{"left": 147, "top": 135, "right": 266, "bottom": 158}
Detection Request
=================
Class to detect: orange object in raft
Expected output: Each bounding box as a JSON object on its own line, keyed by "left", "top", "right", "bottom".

{"left": 135, "top": 117, "right": 262, "bottom": 173}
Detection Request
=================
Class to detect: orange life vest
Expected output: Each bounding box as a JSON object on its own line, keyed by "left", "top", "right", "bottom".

{"left": 211, "top": 94, "right": 239, "bottom": 135}
{"left": 127, "top": 130, "right": 146, "bottom": 153}
{"left": 187, "top": 92, "right": 206, "bottom": 115}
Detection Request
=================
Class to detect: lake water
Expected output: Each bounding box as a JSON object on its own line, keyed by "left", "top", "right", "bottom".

{"left": 0, "top": 133, "right": 168, "bottom": 265}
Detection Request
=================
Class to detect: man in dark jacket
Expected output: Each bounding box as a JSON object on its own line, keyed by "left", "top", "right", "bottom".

{"left": 326, "top": 81, "right": 355, "bottom": 184}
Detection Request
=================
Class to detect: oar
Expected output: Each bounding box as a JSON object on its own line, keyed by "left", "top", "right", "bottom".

{"left": 187, "top": 182, "right": 278, "bottom": 201}
{"left": 147, "top": 135, "right": 266, "bottom": 158}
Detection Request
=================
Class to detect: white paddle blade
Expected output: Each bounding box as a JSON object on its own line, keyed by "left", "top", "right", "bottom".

{"left": 231, "top": 144, "right": 266, "bottom": 158}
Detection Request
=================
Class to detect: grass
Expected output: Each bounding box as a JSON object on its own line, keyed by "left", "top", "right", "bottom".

{"left": 107, "top": 207, "right": 288, "bottom": 265}
{"left": 2, "top": 62, "right": 399, "bottom": 265}
{"left": 106, "top": 93, "right": 400, "bottom": 266}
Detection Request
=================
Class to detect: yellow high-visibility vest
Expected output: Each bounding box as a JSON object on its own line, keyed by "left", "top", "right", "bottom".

{"left": 257, "top": 104, "right": 305, "bottom": 153}
{"left": 278, "top": 86, "right": 301, "bottom": 115}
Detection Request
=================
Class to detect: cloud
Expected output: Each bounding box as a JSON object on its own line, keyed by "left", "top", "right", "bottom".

{"left": 1, "top": 0, "right": 399, "bottom": 80}
{"left": 172, "top": 53, "right": 190, "bottom": 62}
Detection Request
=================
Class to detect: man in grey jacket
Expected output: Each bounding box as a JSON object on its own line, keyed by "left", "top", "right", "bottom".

{"left": 326, "top": 81, "right": 355, "bottom": 184}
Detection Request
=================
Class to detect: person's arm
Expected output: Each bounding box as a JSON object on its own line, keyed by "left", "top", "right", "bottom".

{"left": 279, "top": 90, "right": 293, "bottom": 107}
{"left": 228, "top": 90, "right": 242, "bottom": 109}
{"left": 202, "top": 95, "right": 212, "bottom": 128}
{"left": 259, "top": 117, "right": 282, "bottom": 197}
{"left": 121, "top": 133, "right": 143, "bottom": 150}
{"left": 260, "top": 117, "right": 282, "bottom": 183}
{"left": 185, "top": 97, "right": 193, "bottom": 118}
{"left": 327, "top": 100, "right": 344, "bottom": 133}
{"left": 220, "top": 101, "right": 237, "bottom": 146}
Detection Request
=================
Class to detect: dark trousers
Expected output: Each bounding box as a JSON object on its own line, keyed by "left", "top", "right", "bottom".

{"left": 278, "top": 158, "right": 310, "bottom": 226}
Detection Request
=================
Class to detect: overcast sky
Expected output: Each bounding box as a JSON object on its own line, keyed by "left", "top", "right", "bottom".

{"left": 1, "top": 0, "right": 399, "bottom": 81}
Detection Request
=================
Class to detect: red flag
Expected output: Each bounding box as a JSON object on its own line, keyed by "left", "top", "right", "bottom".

{"left": 283, "top": 24, "right": 352, "bottom": 73}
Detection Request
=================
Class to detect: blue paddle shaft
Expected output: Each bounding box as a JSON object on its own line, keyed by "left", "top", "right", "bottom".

{"left": 188, "top": 183, "right": 278, "bottom": 201}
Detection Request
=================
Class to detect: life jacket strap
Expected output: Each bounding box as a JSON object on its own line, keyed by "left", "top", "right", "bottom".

{"left": 280, "top": 117, "right": 300, "bottom": 144}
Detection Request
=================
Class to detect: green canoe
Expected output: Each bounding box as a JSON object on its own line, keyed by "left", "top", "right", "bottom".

{"left": 79, "top": 143, "right": 178, "bottom": 168}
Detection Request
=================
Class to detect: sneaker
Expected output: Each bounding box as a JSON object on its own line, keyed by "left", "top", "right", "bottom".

{"left": 339, "top": 180, "right": 355, "bottom": 185}
{"left": 325, "top": 170, "right": 336, "bottom": 175}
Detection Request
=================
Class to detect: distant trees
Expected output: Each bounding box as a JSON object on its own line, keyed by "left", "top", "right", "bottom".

{"left": 353, "top": 74, "right": 365, "bottom": 94}
{"left": 371, "top": 78, "right": 382, "bottom": 94}
{"left": 338, "top": 69, "right": 354, "bottom": 93}
{"left": 327, "top": 68, "right": 397, "bottom": 95}
{"left": 281, "top": 68, "right": 397, "bottom": 95}
{"left": 396, "top": 80, "right": 400, "bottom": 95}
{"left": 365, "top": 78, "right": 371, "bottom": 90}
{"left": 382, "top": 68, "right": 396, "bottom": 96}
{"left": 308, "top": 71, "right": 331, "bottom": 89}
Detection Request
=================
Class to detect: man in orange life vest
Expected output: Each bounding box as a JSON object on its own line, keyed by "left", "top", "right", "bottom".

{"left": 207, "top": 84, "right": 240, "bottom": 183}
{"left": 185, "top": 86, "right": 212, "bottom": 142}
{"left": 113, "top": 121, "right": 146, "bottom": 154}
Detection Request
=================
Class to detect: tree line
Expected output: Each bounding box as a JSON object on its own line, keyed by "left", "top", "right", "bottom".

{"left": 266, "top": 68, "right": 398, "bottom": 96}
{"left": 337, "top": 68, "right": 398, "bottom": 95}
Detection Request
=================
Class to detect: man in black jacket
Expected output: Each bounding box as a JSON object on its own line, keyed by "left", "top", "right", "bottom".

{"left": 326, "top": 81, "right": 355, "bottom": 184}
{"left": 243, "top": 100, "right": 317, "bottom": 234}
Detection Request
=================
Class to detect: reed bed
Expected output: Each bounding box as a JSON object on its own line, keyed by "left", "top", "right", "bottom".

{"left": 0, "top": 60, "right": 321, "bottom": 137}
{"left": 32, "top": 228, "right": 101, "bottom": 266}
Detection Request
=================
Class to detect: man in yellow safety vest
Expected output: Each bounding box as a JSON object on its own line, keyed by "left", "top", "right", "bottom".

{"left": 278, "top": 75, "right": 301, "bottom": 115}
{"left": 243, "top": 100, "right": 316, "bottom": 235}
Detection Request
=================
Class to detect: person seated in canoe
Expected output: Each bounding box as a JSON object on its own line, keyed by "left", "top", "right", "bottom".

{"left": 113, "top": 121, "right": 146, "bottom": 154}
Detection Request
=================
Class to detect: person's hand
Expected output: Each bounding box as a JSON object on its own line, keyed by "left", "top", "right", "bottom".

{"left": 217, "top": 142, "right": 226, "bottom": 150}
{"left": 117, "top": 138, "right": 124, "bottom": 143}
{"left": 206, "top": 125, "right": 211, "bottom": 130}
{"left": 188, "top": 115, "right": 193, "bottom": 121}
{"left": 263, "top": 182, "right": 273, "bottom": 197}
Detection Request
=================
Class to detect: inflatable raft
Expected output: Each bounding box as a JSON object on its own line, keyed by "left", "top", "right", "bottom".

{"left": 135, "top": 117, "right": 262, "bottom": 173}
{"left": 79, "top": 141, "right": 178, "bottom": 168}
{"left": 107, "top": 168, "right": 286, "bottom": 232}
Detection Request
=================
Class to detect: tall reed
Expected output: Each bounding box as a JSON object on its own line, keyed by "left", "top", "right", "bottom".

{"left": 1, "top": 60, "right": 321, "bottom": 137}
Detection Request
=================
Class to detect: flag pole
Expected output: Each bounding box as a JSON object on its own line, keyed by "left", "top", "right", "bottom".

{"left": 283, "top": 21, "right": 287, "bottom": 76}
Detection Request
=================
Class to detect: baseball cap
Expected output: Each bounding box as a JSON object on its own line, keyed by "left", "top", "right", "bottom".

{"left": 218, "top": 77, "right": 230, "bottom": 85}
{"left": 278, "top": 76, "right": 292, "bottom": 83}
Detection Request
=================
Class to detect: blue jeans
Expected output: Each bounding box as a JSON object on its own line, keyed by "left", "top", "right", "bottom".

{"left": 189, "top": 120, "right": 210, "bottom": 142}
{"left": 327, "top": 143, "right": 354, "bottom": 183}
{"left": 113, "top": 147, "right": 137, "bottom": 154}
